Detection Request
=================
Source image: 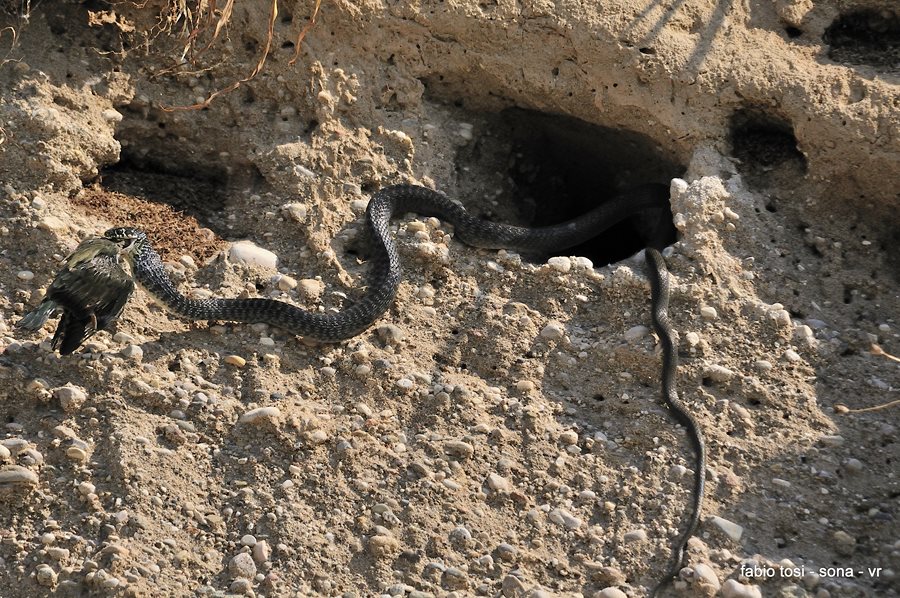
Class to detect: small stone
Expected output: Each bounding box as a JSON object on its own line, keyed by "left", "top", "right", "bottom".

{"left": 595, "top": 589, "right": 627, "bottom": 598}
{"left": 276, "top": 274, "right": 298, "bottom": 291}
{"left": 721, "top": 579, "right": 762, "bottom": 598}
{"left": 239, "top": 406, "right": 282, "bottom": 425}
{"left": 442, "top": 567, "right": 469, "bottom": 590}
{"left": 240, "top": 534, "right": 257, "bottom": 547}
{"left": 540, "top": 321, "right": 565, "bottom": 341}
{"left": 692, "top": 563, "right": 720, "bottom": 592}
{"left": 0, "top": 445, "right": 9, "bottom": 461}
{"left": 35, "top": 564, "right": 57, "bottom": 587}
{"left": 559, "top": 430, "right": 578, "bottom": 445}
{"left": 53, "top": 384, "right": 87, "bottom": 412}
{"left": 281, "top": 202, "right": 308, "bottom": 222}
{"left": 783, "top": 349, "right": 801, "bottom": 362}
{"left": 305, "top": 429, "right": 328, "bottom": 444}
{"left": 700, "top": 306, "right": 718, "bottom": 320}
{"left": 101, "top": 108, "right": 123, "bottom": 122}
{"left": 703, "top": 364, "right": 735, "bottom": 383}
{"left": 377, "top": 324, "right": 405, "bottom": 345}
{"left": 754, "top": 360, "right": 773, "bottom": 372}
{"left": 496, "top": 543, "right": 518, "bottom": 561}
{"left": 501, "top": 573, "right": 526, "bottom": 597}
{"left": 17, "top": 270, "right": 34, "bottom": 281}
{"left": 229, "top": 578, "right": 252, "bottom": 594}
{"left": 843, "top": 458, "right": 863, "bottom": 473}
{"left": 228, "top": 552, "right": 257, "bottom": 578}
{"left": 486, "top": 473, "right": 512, "bottom": 493}
{"left": 623, "top": 529, "right": 647, "bottom": 543}
{"left": 224, "top": 355, "right": 247, "bottom": 368}
{"left": 0, "top": 466, "right": 38, "bottom": 486}
{"left": 229, "top": 241, "right": 278, "bottom": 269}
{"left": 444, "top": 440, "right": 474, "bottom": 459}
{"left": 833, "top": 530, "right": 856, "bottom": 555}
{"left": 395, "top": 377, "right": 414, "bottom": 391}
{"left": 708, "top": 515, "right": 743, "bottom": 541}
{"left": 120, "top": 344, "right": 143, "bottom": 360}
{"left": 65, "top": 446, "right": 88, "bottom": 462}
{"left": 820, "top": 434, "right": 844, "bottom": 447}
{"left": 252, "top": 540, "right": 270, "bottom": 564}
{"left": 624, "top": 325, "right": 649, "bottom": 342}
{"left": 548, "top": 508, "right": 582, "bottom": 529}
{"left": 685, "top": 331, "right": 701, "bottom": 346}
{"left": 547, "top": 256, "right": 572, "bottom": 273}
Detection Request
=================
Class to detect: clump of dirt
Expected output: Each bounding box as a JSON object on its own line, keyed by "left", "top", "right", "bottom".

{"left": 0, "top": 1, "right": 897, "bottom": 598}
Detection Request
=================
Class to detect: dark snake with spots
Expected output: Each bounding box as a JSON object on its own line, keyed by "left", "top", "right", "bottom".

{"left": 105, "top": 184, "right": 705, "bottom": 594}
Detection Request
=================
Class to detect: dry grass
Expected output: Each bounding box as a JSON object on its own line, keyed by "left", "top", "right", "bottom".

{"left": 149, "top": 0, "right": 322, "bottom": 111}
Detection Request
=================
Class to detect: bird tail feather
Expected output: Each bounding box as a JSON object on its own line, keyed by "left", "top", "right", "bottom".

{"left": 17, "top": 301, "right": 59, "bottom": 331}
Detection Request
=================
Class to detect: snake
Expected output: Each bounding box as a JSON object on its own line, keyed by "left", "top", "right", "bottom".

{"left": 104, "top": 183, "right": 705, "bottom": 594}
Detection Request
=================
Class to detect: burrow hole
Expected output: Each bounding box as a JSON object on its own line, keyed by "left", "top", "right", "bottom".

{"left": 824, "top": 9, "right": 900, "bottom": 69}
{"left": 454, "top": 108, "right": 684, "bottom": 267}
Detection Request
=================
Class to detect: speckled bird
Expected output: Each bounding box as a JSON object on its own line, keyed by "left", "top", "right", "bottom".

{"left": 17, "top": 236, "right": 139, "bottom": 355}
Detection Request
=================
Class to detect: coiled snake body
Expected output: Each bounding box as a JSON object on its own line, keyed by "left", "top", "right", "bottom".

{"left": 104, "top": 183, "right": 705, "bottom": 595}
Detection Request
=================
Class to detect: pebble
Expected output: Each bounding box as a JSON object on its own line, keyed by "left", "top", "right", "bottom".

{"left": 754, "top": 360, "right": 773, "bottom": 372}
{"left": 240, "top": 534, "right": 257, "bottom": 546}
{"left": 685, "top": 331, "right": 700, "bottom": 346}
{"left": 594, "top": 589, "right": 627, "bottom": 598}
{"left": 502, "top": 574, "right": 526, "bottom": 596}
{"left": 700, "top": 306, "right": 718, "bottom": 320}
{"left": 252, "top": 540, "right": 270, "bottom": 564}
{"left": 53, "top": 384, "right": 87, "bottom": 412}
{"left": 623, "top": 529, "right": 647, "bottom": 543}
{"left": 17, "top": 270, "right": 34, "bottom": 281}
{"left": 442, "top": 567, "right": 469, "bottom": 589}
{"left": 708, "top": 515, "right": 743, "bottom": 541}
{"left": 228, "top": 552, "right": 257, "bottom": 578}
{"left": 0, "top": 445, "right": 9, "bottom": 461}
{"left": 843, "top": 458, "right": 863, "bottom": 473}
{"left": 229, "top": 241, "right": 278, "bottom": 269}
{"left": 276, "top": 275, "right": 298, "bottom": 291}
{"left": 540, "top": 321, "right": 565, "bottom": 341}
{"left": 833, "top": 530, "right": 856, "bottom": 555}
{"left": 692, "top": 563, "right": 720, "bottom": 592}
{"left": 305, "top": 429, "right": 328, "bottom": 444}
{"left": 120, "top": 344, "right": 143, "bottom": 360}
{"left": 559, "top": 430, "right": 578, "bottom": 445}
{"left": 486, "top": 473, "right": 512, "bottom": 493}
{"left": 224, "top": 355, "right": 247, "bottom": 368}
{"left": 820, "top": 435, "right": 844, "bottom": 447}
{"left": 547, "top": 256, "right": 572, "bottom": 273}
{"left": 35, "top": 564, "right": 57, "bottom": 586}
{"left": 783, "top": 349, "right": 801, "bottom": 362}
{"left": 65, "top": 446, "right": 88, "bottom": 462}
{"left": 721, "top": 579, "right": 762, "bottom": 598}
{"left": 239, "top": 406, "right": 282, "bottom": 425}
{"left": 101, "top": 108, "right": 123, "bottom": 122}
{"left": 377, "top": 324, "right": 405, "bottom": 345}
{"left": 0, "top": 466, "right": 38, "bottom": 486}
{"left": 444, "top": 440, "right": 474, "bottom": 459}
{"left": 703, "top": 364, "right": 735, "bottom": 383}
{"left": 395, "top": 377, "right": 414, "bottom": 391}
{"left": 548, "top": 508, "right": 582, "bottom": 530}
{"left": 281, "top": 202, "right": 308, "bottom": 222}
{"left": 624, "top": 325, "right": 649, "bottom": 342}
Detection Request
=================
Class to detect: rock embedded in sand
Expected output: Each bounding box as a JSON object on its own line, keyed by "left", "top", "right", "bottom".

{"left": 53, "top": 384, "right": 87, "bottom": 412}
{"left": 0, "top": 465, "right": 39, "bottom": 487}
{"left": 229, "top": 241, "right": 278, "bottom": 269}
{"left": 239, "top": 406, "right": 282, "bottom": 425}
{"left": 720, "top": 579, "right": 762, "bottom": 598}
{"left": 228, "top": 551, "right": 257, "bottom": 578}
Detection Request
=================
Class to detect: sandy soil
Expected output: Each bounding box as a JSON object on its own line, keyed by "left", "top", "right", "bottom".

{"left": 0, "top": 1, "right": 898, "bottom": 597}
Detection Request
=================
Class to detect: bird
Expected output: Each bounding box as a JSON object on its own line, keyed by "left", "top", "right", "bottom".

{"left": 17, "top": 235, "right": 139, "bottom": 355}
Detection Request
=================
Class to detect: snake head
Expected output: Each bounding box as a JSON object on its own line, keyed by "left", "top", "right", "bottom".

{"left": 103, "top": 227, "right": 149, "bottom": 263}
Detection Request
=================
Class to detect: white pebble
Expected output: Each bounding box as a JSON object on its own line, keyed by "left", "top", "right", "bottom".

{"left": 252, "top": 540, "right": 270, "bottom": 563}
{"left": 693, "top": 563, "right": 720, "bottom": 591}
{"left": 396, "top": 377, "right": 414, "bottom": 390}
{"left": 595, "top": 588, "right": 627, "bottom": 598}
{"left": 708, "top": 515, "right": 743, "bottom": 541}
{"left": 783, "top": 349, "right": 801, "bottom": 362}
{"left": 17, "top": 270, "right": 34, "bottom": 281}
{"left": 754, "top": 360, "right": 772, "bottom": 372}
{"left": 229, "top": 241, "right": 278, "bottom": 269}
{"left": 0, "top": 466, "right": 38, "bottom": 486}
{"left": 540, "top": 321, "right": 565, "bottom": 341}
{"left": 281, "top": 202, "right": 308, "bottom": 222}
{"left": 276, "top": 275, "right": 298, "bottom": 291}
{"left": 120, "top": 344, "right": 143, "bottom": 360}
{"left": 239, "top": 406, "right": 281, "bottom": 424}
{"left": 700, "top": 306, "right": 718, "bottom": 320}
{"left": 721, "top": 579, "right": 762, "bottom": 598}
{"left": 685, "top": 331, "right": 701, "bottom": 346}
{"left": 101, "top": 108, "right": 123, "bottom": 122}
{"left": 703, "top": 364, "right": 735, "bottom": 382}
{"left": 548, "top": 508, "right": 582, "bottom": 530}
{"left": 624, "top": 325, "right": 649, "bottom": 342}
{"left": 53, "top": 385, "right": 87, "bottom": 412}
{"left": 486, "top": 473, "right": 511, "bottom": 493}
{"left": 547, "top": 256, "right": 572, "bottom": 272}
{"left": 558, "top": 430, "right": 578, "bottom": 445}
{"left": 240, "top": 534, "right": 257, "bottom": 547}
{"left": 228, "top": 552, "right": 257, "bottom": 578}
